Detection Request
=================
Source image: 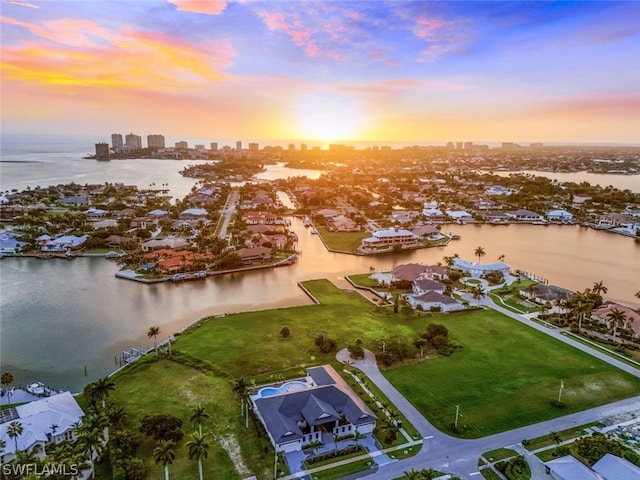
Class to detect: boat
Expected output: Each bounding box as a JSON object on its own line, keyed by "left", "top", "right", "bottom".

{"left": 310, "top": 227, "right": 318, "bottom": 234}
{"left": 450, "top": 234, "right": 461, "bottom": 240}
{"left": 25, "top": 382, "right": 48, "bottom": 396}
{"left": 105, "top": 251, "right": 124, "bottom": 259}
{"left": 171, "top": 271, "right": 207, "bottom": 282}
{"left": 303, "top": 217, "right": 311, "bottom": 227}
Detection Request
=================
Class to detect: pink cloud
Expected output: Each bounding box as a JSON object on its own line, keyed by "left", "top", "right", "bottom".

{"left": 168, "top": 0, "right": 227, "bottom": 15}
{"left": 7, "top": 1, "right": 39, "bottom": 8}
{"left": 1, "top": 15, "right": 235, "bottom": 92}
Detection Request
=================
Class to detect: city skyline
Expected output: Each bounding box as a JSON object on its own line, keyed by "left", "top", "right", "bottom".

{"left": 1, "top": 0, "right": 639, "bottom": 144}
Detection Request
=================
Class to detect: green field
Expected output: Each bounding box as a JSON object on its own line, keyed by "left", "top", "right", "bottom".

{"left": 383, "top": 308, "right": 640, "bottom": 438}
{"left": 104, "top": 278, "right": 640, "bottom": 480}
{"left": 314, "top": 225, "right": 369, "bottom": 252}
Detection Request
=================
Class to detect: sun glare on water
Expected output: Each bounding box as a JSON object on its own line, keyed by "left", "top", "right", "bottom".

{"left": 295, "top": 93, "right": 365, "bottom": 142}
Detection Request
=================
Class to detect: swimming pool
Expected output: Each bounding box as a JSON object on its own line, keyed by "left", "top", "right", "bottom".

{"left": 258, "top": 381, "right": 309, "bottom": 398}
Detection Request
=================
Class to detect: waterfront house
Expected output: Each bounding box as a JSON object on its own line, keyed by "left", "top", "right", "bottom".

{"left": 597, "top": 213, "right": 633, "bottom": 229}
{"left": 0, "top": 232, "right": 28, "bottom": 254}
{"left": 451, "top": 257, "right": 510, "bottom": 278}
{"left": 235, "top": 246, "right": 272, "bottom": 263}
{"left": 251, "top": 365, "right": 376, "bottom": 453}
{"left": 422, "top": 207, "right": 444, "bottom": 221}
{"left": 142, "top": 237, "right": 190, "bottom": 251}
{"left": 312, "top": 209, "right": 339, "bottom": 219}
{"left": 481, "top": 211, "right": 510, "bottom": 223}
{"left": 445, "top": 210, "right": 473, "bottom": 222}
{"left": 41, "top": 235, "right": 87, "bottom": 252}
{"left": 359, "top": 227, "right": 418, "bottom": 252}
{"left": 410, "top": 224, "right": 442, "bottom": 240}
{"left": 0, "top": 392, "right": 84, "bottom": 464}
{"left": 325, "top": 214, "right": 360, "bottom": 232}
{"left": 592, "top": 303, "right": 640, "bottom": 338}
{"left": 520, "top": 284, "right": 573, "bottom": 306}
{"left": 505, "top": 209, "right": 544, "bottom": 222}
{"left": 546, "top": 209, "right": 574, "bottom": 222}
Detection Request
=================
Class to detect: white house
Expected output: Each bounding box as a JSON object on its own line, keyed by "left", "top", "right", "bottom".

{"left": 406, "top": 291, "right": 463, "bottom": 312}
{"left": 451, "top": 257, "right": 510, "bottom": 278}
{"left": 546, "top": 209, "right": 573, "bottom": 222}
{"left": 359, "top": 227, "right": 418, "bottom": 251}
{"left": 505, "top": 209, "right": 544, "bottom": 221}
{"left": 0, "top": 232, "right": 28, "bottom": 254}
{"left": 445, "top": 210, "right": 473, "bottom": 221}
{"left": 41, "top": 235, "right": 88, "bottom": 252}
{"left": 0, "top": 392, "right": 84, "bottom": 464}
{"left": 485, "top": 186, "right": 511, "bottom": 196}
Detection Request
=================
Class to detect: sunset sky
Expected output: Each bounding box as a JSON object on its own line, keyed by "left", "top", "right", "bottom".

{"left": 1, "top": 0, "right": 639, "bottom": 145}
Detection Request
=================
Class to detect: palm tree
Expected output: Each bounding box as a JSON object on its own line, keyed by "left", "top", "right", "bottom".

{"left": 1, "top": 371, "right": 14, "bottom": 404}
{"left": 333, "top": 432, "right": 340, "bottom": 451}
{"left": 147, "top": 326, "right": 161, "bottom": 355}
{"left": 551, "top": 431, "right": 562, "bottom": 456}
{"left": 570, "top": 291, "right": 593, "bottom": 332}
{"left": 77, "top": 428, "right": 104, "bottom": 479}
{"left": 153, "top": 440, "right": 176, "bottom": 480}
{"left": 592, "top": 280, "right": 608, "bottom": 297}
{"left": 404, "top": 468, "right": 421, "bottom": 480}
{"left": 7, "top": 420, "right": 23, "bottom": 454}
{"left": 607, "top": 308, "right": 627, "bottom": 343}
{"left": 471, "top": 285, "right": 486, "bottom": 306}
{"left": 189, "top": 404, "right": 210, "bottom": 436}
{"left": 474, "top": 246, "right": 486, "bottom": 263}
{"left": 186, "top": 431, "right": 209, "bottom": 480}
{"left": 87, "top": 377, "right": 115, "bottom": 409}
{"left": 353, "top": 428, "right": 365, "bottom": 448}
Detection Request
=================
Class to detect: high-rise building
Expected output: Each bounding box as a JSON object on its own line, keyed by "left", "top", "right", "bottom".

{"left": 175, "top": 141, "right": 188, "bottom": 150}
{"left": 236, "top": 140, "right": 242, "bottom": 150}
{"left": 288, "top": 144, "right": 296, "bottom": 151}
{"left": 95, "top": 142, "right": 110, "bottom": 159}
{"left": 195, "top": 144, "right": 205, "bottom": 150}
{"left": 125, "top": 133, "right": 142, "bottom": 150}
{"left": 111, "top": 134, "right": 123, "bottom": 149}
{"left": 446, "top": 142, "right": 455, "bottom": 149}
{"left": 300, "top": 144, "right": 308, "bottom": 151}
{"left": 456, "top": 142, "right": 463, "bottom": 150}
{"left": 147, "top": 134, "right": 165, "bottom": 150}
{"left": 248, "top": 142, "right": 259, "bottom": 151}
{"left": 464, "top": 142, "right": 473, "bottom": 150}
{"left": 210, "top": 142, "right": 218, "bottom": 151}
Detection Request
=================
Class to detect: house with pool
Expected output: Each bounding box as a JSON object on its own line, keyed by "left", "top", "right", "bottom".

{"left": 251, "top": 365, "right": 377, "bottom": 453}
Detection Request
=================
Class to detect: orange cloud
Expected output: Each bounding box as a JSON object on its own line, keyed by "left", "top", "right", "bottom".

{"left": 1, "top": 16, "right": 235, "bottom": 92}
{"left": 168, "top": 0, "right": 227, "bottom": 15}
{"left": 7, "top": 0, "right": 39, "bottom": 8}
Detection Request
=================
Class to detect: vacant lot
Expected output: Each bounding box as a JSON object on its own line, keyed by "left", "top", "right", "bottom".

{"left": 383, "top": 308, "right": 640, "bottom": 438}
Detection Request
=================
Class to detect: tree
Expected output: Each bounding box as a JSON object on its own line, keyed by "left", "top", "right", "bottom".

{"left": 153, "top": 440, "right": 176, "bottom": 480}
{"left": 186, "top": 431, "right": 209, "bottom": 480}
{"left": 1, "top": 371, "right": 13, "bottom": 404}
{"left": 7, "top": 421, "right": 23, "bottom": 454}
{"left": 147, "top": 326, "right": 161, "bottom": 355}
{"left": 85, "top": 377, "right": 115, "bottom": 409}
{"left": 474, "top": 246, "right": 486, "bottom": 263}
{"left": 77, "top": 428, "right": 104, "bottom": 479}
{"left": 471, "top": 285, "right": 486, "bottom": 305}
{"left": 140, "top": 414, "right": 184, "bottom": 444}
{"left": 606, "top": 308, "right": 627, "bottom": 343}
{"left": 353, "top": 428, "right": 365, "bottom": 448}
{"left": 189, "top": 404, "right": 210, "bottom": 436}
{"left": 592, "top": 280, "right": 608, "bottom": 301}
{"left": 279, "top": 325, "right": 291, "bottom": 338}
{"left": 551, "top": 431, "right": 562, "bottom": 456}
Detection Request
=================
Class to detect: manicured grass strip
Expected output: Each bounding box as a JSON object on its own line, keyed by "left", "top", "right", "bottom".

{"left": 562, "top": 332, "right": 640, "bottom": 368}
{"left": 483, "top": 447, "right": 518, "bottom": 462}
{"left": 480, "top": 468, "right": 502, "bottom": 480}
{"left": 383, "top": 308, "right": 640, "bottom": 438}
{"left": 523, "top": 422, "right": 601, "bottom": 451}
{"left": 311, "top": 458, "right": 373, "bottom": 480}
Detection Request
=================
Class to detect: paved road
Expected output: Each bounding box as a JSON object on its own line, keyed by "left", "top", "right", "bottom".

{"left": 217, "top": 190, "right": 239, "bottom": 239}
{"left": 335, "top": 290, "right": 640, "bottom": 480}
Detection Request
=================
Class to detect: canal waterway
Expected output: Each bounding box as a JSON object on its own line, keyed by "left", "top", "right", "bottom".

{"left": 1, "top": 135, "right": 639, "bottom": 392}
{"left": 1, "top": 217, "right": 639, "bottom": 393}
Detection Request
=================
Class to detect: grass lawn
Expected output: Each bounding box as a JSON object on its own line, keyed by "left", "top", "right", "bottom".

{"left": 480, "top": 468, "right": 503, "bottom": 480}
{"left": 523, "top": 422, "right": 600, "bottom": 451}
{"left": 383, "top": 308, "right": 640, "bottom": 438}
{"left": 172, "top": 279, "right": 426, "bottom": 378}
{"left": 110, "top": 358, "right": 274, "bottom": 480}
{"left": 483, "top": 447, "right": 518, "bottom": 462}
{"left": 311, "top": 458, "right": 373, "bottom": 480}
{"left": 314, "top": 225, "right": 369, "bottom": 252}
